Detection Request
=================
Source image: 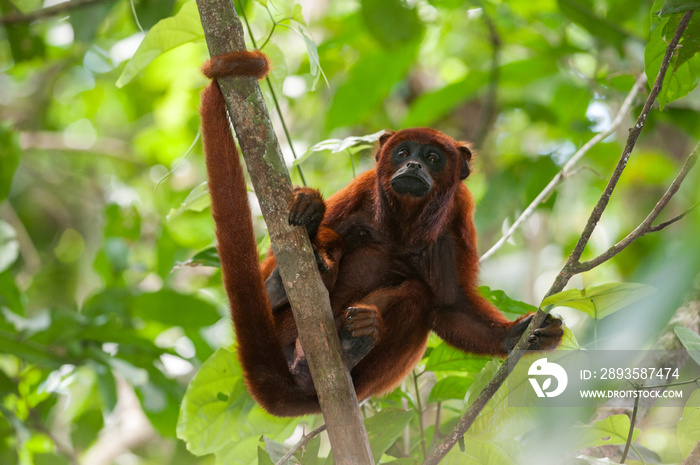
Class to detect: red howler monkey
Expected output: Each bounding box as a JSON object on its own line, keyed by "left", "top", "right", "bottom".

{"left": 200, "top": 50, "right": 563, "bottom": 417}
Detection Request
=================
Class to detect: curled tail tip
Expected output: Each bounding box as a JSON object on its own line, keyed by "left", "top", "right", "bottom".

{"left": 201, "top": 50, "right": 270, "bottom": 80}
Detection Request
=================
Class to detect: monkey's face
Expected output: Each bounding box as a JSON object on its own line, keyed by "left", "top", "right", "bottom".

{"left": 377, "top": 128, "right": 472, "bottom": 200}
{"left": 389, "top": 141, "right": 443, "bottom": 198}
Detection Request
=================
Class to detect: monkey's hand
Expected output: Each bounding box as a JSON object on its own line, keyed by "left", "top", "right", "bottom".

{"left": 501, "top": 314, "right": 563, "bottom": 353}
{"left": 288, "top": 187, "right": 326, "bottom": 240}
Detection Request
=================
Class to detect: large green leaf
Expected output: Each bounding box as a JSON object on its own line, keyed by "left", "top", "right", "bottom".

{"left": 326, "top": 45, "right": 416, "bottom": 130}
{"left": 660, "top": 0, "right": 700, "bottom": 15}
{"left": 428, "top": 376, "right": 473, "bottom": 403}
{"left": 116, "top": 1, "right": 204, "bottom": 87}
{"left": 645, "top": 14, "right": 700, "bottom": 108}
{"left": 177, "top": 348, "right": 294, "bottom": 456}
{"left": 425, "top": 342, "right": 490, "bottom": 372}
{"left": 0, "top": 123, "right": 20, "bottom": 202}
{"left": 167, "top": 182, "right": 210, "bottom": 221}
{"left": 541, "top": 283, "right": 656, "bottom": 321}
{"left": 573, "top": 414, "right": 641, "bottom": 449}
{"left": 132, "top": 289, "right": 221, "bottom": 328}
{"left": 675, "top": 326, "right": 700, "bottom": 366}
{"left": 677, "top": 389, "right": 700, "bottom": 458}
{"left": 557, "top": 0, "right": 630, "bottom": 50}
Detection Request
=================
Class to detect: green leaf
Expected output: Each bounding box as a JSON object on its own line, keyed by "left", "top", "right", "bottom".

{"left": 645, "top": 14, "right": 700, "bottom": 108}
{"left": 0, "top": 221, "right": 19, "bottom": 273}
{"left": 479, "top": 286, "right": 536, "bottom": 319}
{"left": 541, "top": 283, "right": 656, "bottom": 320}
{"left": 116, "top": 1, "right": 204, "bottom": 87}
{"left": 678, "top": 389, "right": 700, "bottom": 458}
{"left": 365, "top": 409, "right": 414, "bottom": 462}
{"left": 360, "top": 0, "right": 424, "bottom": 49}
{"left": 675, "top": 326, "right": 700, "bottom": 366}
{"left": 296, "top": 27, "right": 328, "bottom": 92}
{"left": 0, "top": 331, "right": 64, "bottom": 368}
{"left": 559, "top": 327, "right": 581, "bottom": 350}
{"left": 327, "top": 45, "right": 416, "bottom": 130}
{"left": 180, "top": 246, "right": 221, "bottom": 268}
{"left": 557, "top": 0, "right": 630, "bottom": 50}
{"left": 258, "top": 444, "right": 275, "bottom": 465}
{"left": 0, "top": 123, "right": 20, "bottom": 202}
{"left": 177, "top": 348, "right": 294, "bottom": 456}
{"left": 69, "top": 0, "right": 117, "bottom": 43}
{"left": 425, "top": 342, "right": 490, "bottom": 372}
{"left": 659, "top": 0, "right": 700, "bottom": 15}
{"left": 167, "top": 182, "right": 210, "bottom": 221}
{"left": 215, "top": 436, "right": 260, "bottom": 465}
{"left": 574, "top": 414, "right": 641, "bottom": 449}
{"left": 133, "top": 289, "right": 220, "bottom": 328}
{"left": 428, "top": 376, "right": 473, "bottom": 403}
{"left": 0, "top": 271, "right": 24, "bottom": 315}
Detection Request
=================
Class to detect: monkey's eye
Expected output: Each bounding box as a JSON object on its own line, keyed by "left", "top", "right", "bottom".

{"left": 426, "top": 152, "right": 439, "bottom": 163}
{"left": 398, "top": 148, "right": 410, "bottom": 157}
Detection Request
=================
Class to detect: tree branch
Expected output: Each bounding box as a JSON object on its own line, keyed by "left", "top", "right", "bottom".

{"left": 275, "top": 424, "right": 327, "bottom": 465}
{"left": 195, "top": 1, "right": 373, "bottom": 464}
{"left": 576, "top": 143, "right": 698, "bottom": 272}
{"left": 471, "top": 3, "right": 501, "bottom": 150}
{"left": 0, "top": 0, "right": 108, "bottom": 25}
{"left": 423, "top": 11, "right": 695, "bottom": 465}
{"left": 480, "top": 73, "right": 646, "bottom": 263}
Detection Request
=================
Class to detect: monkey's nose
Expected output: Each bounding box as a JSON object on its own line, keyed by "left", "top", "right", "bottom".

{"left": 406, "top": 161, "right": 422, "bottom": 170}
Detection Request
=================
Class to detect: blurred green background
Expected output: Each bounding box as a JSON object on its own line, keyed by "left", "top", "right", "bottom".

{"left": 1, "top": 0, "right": 699, "bottom": 464}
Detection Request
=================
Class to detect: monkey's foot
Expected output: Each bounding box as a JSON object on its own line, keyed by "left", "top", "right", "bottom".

{"left": 340, "top": 305, "right": 383, "bottom": 369}
{"left": 502, "top": 314, "right": 563, "bottom": 353}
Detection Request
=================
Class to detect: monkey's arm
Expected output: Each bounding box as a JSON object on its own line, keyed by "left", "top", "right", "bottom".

{"left": 431, "top": 203, "right": 563, "bottom": 355}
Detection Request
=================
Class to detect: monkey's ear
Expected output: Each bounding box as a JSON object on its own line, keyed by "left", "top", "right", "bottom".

{"left": 379, "top": 130, "right": 395, "bottom": 146}
{"left": 376, "top": 130, "right": 395, "bottom": 161}
{"left": 458, "top": 143, "right": 473, "bottom": 180}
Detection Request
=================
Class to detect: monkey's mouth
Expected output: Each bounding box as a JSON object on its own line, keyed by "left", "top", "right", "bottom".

{"left": 390, "top": 174, "right": 431, "bottom": 198}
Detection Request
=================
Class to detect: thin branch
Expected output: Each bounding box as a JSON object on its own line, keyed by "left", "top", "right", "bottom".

{"left": 576, "top": 144, "right": 698, "bottom": 272}
{"left": 480, "top": 73, "right": 645, "bottom": 263}
{"left": 423, "top": 11, "right": 695, "bottom": 465}
{"left": 0, "top": 0, "right": 107, "bottom": 25}
{"left": 275, "top": 424, "right": 327, "bottom": 465}
{"left": 619, "top": 393, "right": 640, "bottom": 464}
{"left": 648, "top": 202, "right": 697, "bottom": 232}
{"left": 413, "top": 371, "right": 428, "bottom": 460}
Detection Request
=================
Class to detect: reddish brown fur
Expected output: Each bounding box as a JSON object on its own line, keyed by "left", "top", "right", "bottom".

{"left": 200, "top": 50, "right": 562, "bottom": 417}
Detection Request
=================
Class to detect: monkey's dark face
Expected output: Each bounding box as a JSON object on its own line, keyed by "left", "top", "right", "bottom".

{"left": 389, "top": 141, "right": 445, "bottom": 198}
